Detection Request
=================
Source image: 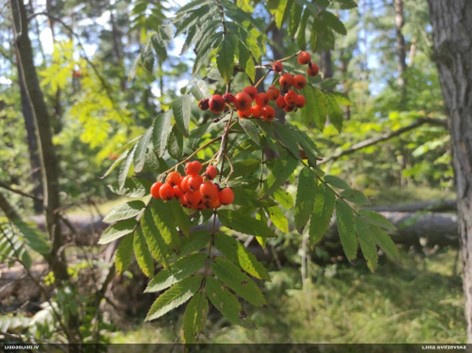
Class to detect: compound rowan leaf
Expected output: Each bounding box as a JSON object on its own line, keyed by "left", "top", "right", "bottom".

{"left": 205, "top": 277, "right": 242, "bottom": 325}
{"left": 335, "top": 199, "right": 358, "bottom": 261}
{"left": 133, "top": 227, "right": 154, "bottom": 277}
{"left": 145, "top": 253, "right": 207, "bottom": 293}
{"left": 182, "top": 292, "right": 208, "bottom": 343}
{"left": 99, "top": 219, "right": 136, "bottom": 245}
{"left": 218, "top": 210, "right": 273, "bottom": 238}
{"left": 214, "top": 233, "right": 270, "bottom": 280}
{"left": 212, "top": 256, "right": 266, "bottom": 306}
{"left": 145, "top": 275, "right": 202, "bottom": 321}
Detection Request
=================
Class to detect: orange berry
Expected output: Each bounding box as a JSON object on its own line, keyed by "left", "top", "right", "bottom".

{"left": 207, "top": 197, "right": 221, "bottom": 209}
{"left": 180, "top": 175, "right": 191, "bottom": 192}
{"left": 234, "top": 92, "right": 252, "bottom": 112}
{"left": 238, "top": 109, "right": 251, "bottom": 118}
{"left": 185, "top": 161, "right": 202, "bottom": 175}
{"left": 292, "top": 74, "right": 307, "bottom": 89}
{"left": 250, "top": 105, "right": 263, "bottom": 118}
{"left": 243, "top": 86, "right": 258, "bottom": 99}
{"left": 307, "top": 62, "right": 319, "bottom": 77}
{"left": 174, "top": 185, "right": 183, "bottom": 198}
{"left": 261, "top": 105, "right": 275, "bottom": 121}
{"left": 159, "top": 183, "right": 175, "bottom": 200}
{"left": 200, "top": 181, "right": 219, "bottom": 201}
{"left": 272, "top": 61, "right": 283, "bottom": 73}
{"left": 279, "top": 73, "right": 293, "bottom": 89}
{"left": 205, "top": 165, "right": 218, "bottom": 180}
{"left": 297, "top": 51, "right": 311, "bottom": 65}
{"left": 150, "top": 181, "right": 163, "bottom": 199}
{"left": 209, "top": 94, "right": 225, "bottom": 114}
{"left": 255, "top": 92, "right": 269, "bottom": 107}
{"left": 295, "top": 94, "right": 306, "bottom": 108}
{"left": 267, "top": 86, "right": 280, "bottom": 100}
{"left": 185, "top": 190, "right": 203, "bottom": 208}
{"left": 219, "top": 187, "right": 234, "bottom": 205}
{"left": 188, "top": 174, "right": 203, "bottom": 191}
{"left": 166, "top": 171, "right": 182, "bottom": 186}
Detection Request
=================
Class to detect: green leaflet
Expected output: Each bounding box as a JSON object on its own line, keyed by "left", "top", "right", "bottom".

{"left": 99, "top": 218, "right": 136, "bottom": 245}
{"left": 267, "top": 206, "right": 289, "bottom": 233}
{"left": 173, "top": 95, "right": 192, "bottom": 137}
{"left": 205, "top": 277, "right": 242, "bottom": 325}
{"left": 141, "top": 206, "right": 170, "bottom": 267}
{"left": 214, "top": 233, "right": 270, "bottom": 280}
{"left": 309, "top": 184, "right": 335, "bottom": 244}
{"left": 152, "top": 111, "right": 173, "bottom": 157}
{"left": 355, "top": 217, "right": 378, "bottom": 271}
{"left": 212, "top": 256, "right": 266, "bottom": 306}
{"left": 145, "top": 275, "right": 202, "bottom": 321}
{"left": 145, "top": 253, "right": 207, "bottom": 293}
{"left": 133, "top": 227, "right": 154, "bottom": 277}
{"left": 335, "top": 199, "right": 358, "bottom": 261}
{"left": 217, "top": 36, "right": 236, "bottom": 83}
{"left": 218, "top": 210, "right": 273, "bottom": 238}
{"left": 103, "top": 200, "right": 146, "bottom": 224}
{"left": 265, "top": 155, "right": 298, "bottom": 195}
{"left": 294, "top": 167, "right": 318, "bottom": 232}
{"left": 150, "top": 199, "right": 181, "bottom": 249}
{"left": 114, "top": 234, "right": 134, "bottom": 275}
{"left": 182, "top": 291, "right": 208, "bottom": 343}
{"left": 133, "top": 127, "right": 153, "bottom": 174}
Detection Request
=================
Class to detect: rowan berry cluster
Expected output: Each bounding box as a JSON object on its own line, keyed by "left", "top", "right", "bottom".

{"left": 150, "top": 161, "right": 234, "bottom": 210}
{"left": 197, "top": 51, "right": 319, "bottom": 118}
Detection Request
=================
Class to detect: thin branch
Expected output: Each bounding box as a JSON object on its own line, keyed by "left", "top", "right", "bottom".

{"left": 0, "top": 180, "right": 42, "bottom": 201}
{"left": 319, "top": 117, "right": 447, "bottom": 165}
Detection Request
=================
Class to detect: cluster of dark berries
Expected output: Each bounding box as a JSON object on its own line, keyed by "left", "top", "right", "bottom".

{"left": 197, "top": 50, "right": 319, "bottom": 118}
{"left": 150, "top": 161, "right": 234, "bottom": 210}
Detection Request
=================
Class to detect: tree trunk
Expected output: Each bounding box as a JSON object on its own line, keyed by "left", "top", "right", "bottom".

{"left": 10, "top": 0, "right": 82, "bottom": 347}
{"left": 427, "top": 0, "right": 472, "bottom": 342}
{"left": 394, "top": 0, "right": 407, "bottom": 92}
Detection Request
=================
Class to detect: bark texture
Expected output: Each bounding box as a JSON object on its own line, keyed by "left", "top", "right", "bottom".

{"left": 394, "top": 0, "right": 407, "bottom": 92}
{"left": 427, "top": 0, "right": 472, "bottom": 341}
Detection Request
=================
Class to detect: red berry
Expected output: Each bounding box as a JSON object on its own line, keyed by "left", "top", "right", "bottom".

{"left": 150, "top": 181, "right": 163, "bottom": 199}
{"left": 185, "top": 190, "right": 203, "bottom": 209}
{"left": 261, "top": 105, "right": 275, "bottom": 121}
{"left": 238, "top": 109, "right": 251, "bottom": 118}
{"left": 209, "top": 94, "right": 225, "bottom": 114}
{"left": 185, "top": 161, "right": 202, "bottom": 175}
{"left": 292, "top": 74, "right": 307, "bottom": 89}
{"left": 166, "top": 171, "right": 182, "bottom": 186}
{"left": 205, "top": 165, "right": 218, "bottom": 180}
{"left": 250, "top": 105, "right": 263, "bottom": 118}
{"left": 243, "top": 86, "right": 258, "bottom": 99}
{"left": 180, "top": 175, "right": 191, "bottom": 192}
{"left": 255, "top": 92, "right": 269, "bottom": 107}
{"left": 279, "top": 73, "right": 293, "bottom": 89}
{"left": 275, "top": 95, "right": 287, "bottom": 109}
{"left": 219, "top": 187, "right": 234, "bottom": 205}
{"left": 297, "top": 51, "right": 311, "bottom": 65}
{"left": 222, "top": 93, "right": 235, "bottom": 104}
{"left": 159, "top": 183, "right": 175, "bottom": 200}
{"left": 267, "top": 86, "right": 280, "bottom": 100}
{"left": 307, "top": 62, "right": 319, "bottom": 77}
{"left": 198, "top": 98, "right": 209, "bottom": 110}
{"left": 284, "top": 90, "right": 298, "bottom": 105}
{"left": 207, "top": 197, "right": 221, "bottom": 209}
{"left": 188, "top": 174, "right": 203, "bottom": 191}
{"left": 234, "top": 92, "right": 252, "bottom": 112}
{"left": 272, "top": 61, "right": 283, "bottom": 73}
{"left": 284, "top": 104, "right": 296, "bottom": 112}
{"left": 295, "top": 94, "right": 306, "bottom": 108}
{"left": 200, "top": 181, "right": 219, "bottom": 201}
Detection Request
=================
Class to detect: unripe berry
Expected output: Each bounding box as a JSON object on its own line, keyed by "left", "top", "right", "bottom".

{"left": 219, "top": 187, "right": 234, "bottom": 205}
{"left": 205, "top": 165, "right": 218, "bottom": 180}
{"left": 159, "top": 183, "right": 175, "bottom": 200}
{"left": 261, "top": 105, "right": 275, "bottom": 121}
{"left": 292, "top": 74, "right": 307, "bottom": 89}
{"left": 243, "top": 86, "right": 258, "bottom": 99}
{"left": 150, "top": 181, "right": 163, "bottom": 199}
{"left": 279, "top": 73, "right": 293, "bottom": 89}
{"left": 185, "top": 161, "right": 202, "bottom": 175}
{"left": 297, "top": 51, "right": 311, "bottom": 65}
{"left": 307, "top": 62, "right": 319, "bottom": 77}
{"left": 209, "top": 94, "right": 225, "bottom": 113}
{"left": 272, "top": 61, "right": 283, "bottom": 73}
{"left": 198, "top": 98, "right": 209, "bottom": 110}
{"left": 234, "top": 92, "right": 252, "bottom": 112}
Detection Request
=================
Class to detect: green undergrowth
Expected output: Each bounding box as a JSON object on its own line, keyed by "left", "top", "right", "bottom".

{"left": 366, "top": 186, "right": 455, "bottom": 206}
{"left": 110, "top": 248, "right": 465, "bottom": 343}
